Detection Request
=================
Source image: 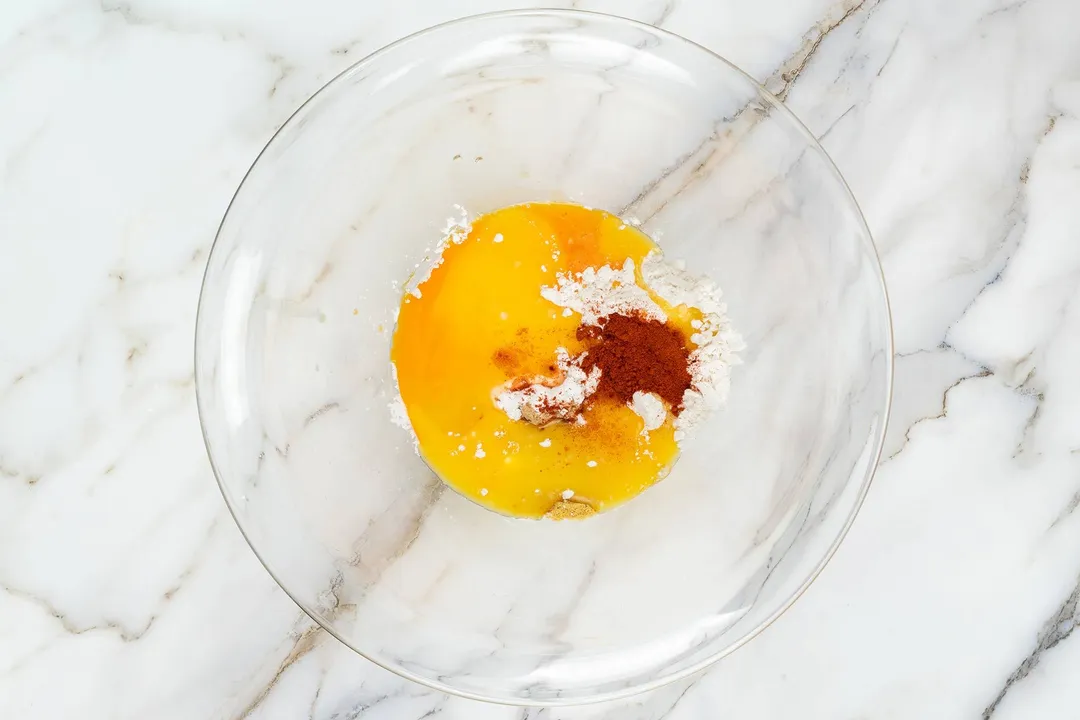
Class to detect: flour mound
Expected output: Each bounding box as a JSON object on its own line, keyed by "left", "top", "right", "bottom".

{"left": 541, "top": 259, "right": 666, "bottom": 327}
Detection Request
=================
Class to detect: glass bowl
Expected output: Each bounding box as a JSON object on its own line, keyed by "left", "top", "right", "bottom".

{"left": 195, "top": 9, "right": 892, "bottom": 706}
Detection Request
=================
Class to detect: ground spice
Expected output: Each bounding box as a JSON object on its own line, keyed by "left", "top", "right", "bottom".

{"left": 577, "top": 313, "right": 693, "bottom": 412}
{"left": 545, "top": 499, "right": 597, "bottom": 520}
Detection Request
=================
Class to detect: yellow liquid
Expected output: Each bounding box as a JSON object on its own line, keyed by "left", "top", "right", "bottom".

{"left": 391, "top": 202, "right": 696, "bottom": 518}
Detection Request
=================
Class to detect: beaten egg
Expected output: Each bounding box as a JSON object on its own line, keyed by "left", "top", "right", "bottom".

{"left": 391, "top": 202, "right": 696, "bottom": 518}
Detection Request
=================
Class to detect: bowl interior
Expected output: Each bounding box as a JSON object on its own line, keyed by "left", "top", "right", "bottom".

{"left": 196, "top": 10, "right": 891, "bottom": 705}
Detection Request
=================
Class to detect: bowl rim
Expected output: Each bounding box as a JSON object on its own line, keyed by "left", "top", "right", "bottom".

{"left": 194, "top": 6, "right": 895, "bottom": 708}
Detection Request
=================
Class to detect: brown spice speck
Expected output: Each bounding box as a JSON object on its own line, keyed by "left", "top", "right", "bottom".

{"left": 492, "top": 347, "right": 522, "bottom": 375}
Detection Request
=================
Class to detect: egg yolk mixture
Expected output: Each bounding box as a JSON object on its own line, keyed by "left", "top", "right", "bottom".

{"left": 391, "top": 202, "right": 704, "bottom": 519}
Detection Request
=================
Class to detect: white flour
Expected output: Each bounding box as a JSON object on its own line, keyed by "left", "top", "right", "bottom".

{"left": 404, "top": 205, "right": 471, "bottom": 299}
{"left": 388, "top": 362, "right": 418, "bottom": 450}
{"left": 541, "top": 258, "right": 666, "bottom": 326}
{"left": 629, "top": 391, "right": 666, "bottom": 433}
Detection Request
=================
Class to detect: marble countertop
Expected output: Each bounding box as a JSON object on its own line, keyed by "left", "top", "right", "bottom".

{"left": 3, "top": 0, "right": 1080, "bottom": 717}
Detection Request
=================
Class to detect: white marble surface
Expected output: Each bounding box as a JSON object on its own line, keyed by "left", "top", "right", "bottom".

{"left": 2, "top": 0, "right": 1079, "bottom": 717}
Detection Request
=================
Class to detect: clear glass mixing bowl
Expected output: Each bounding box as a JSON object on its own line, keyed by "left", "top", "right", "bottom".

{"left": 195, "top": 9, "right": 892, "bottom": 706}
